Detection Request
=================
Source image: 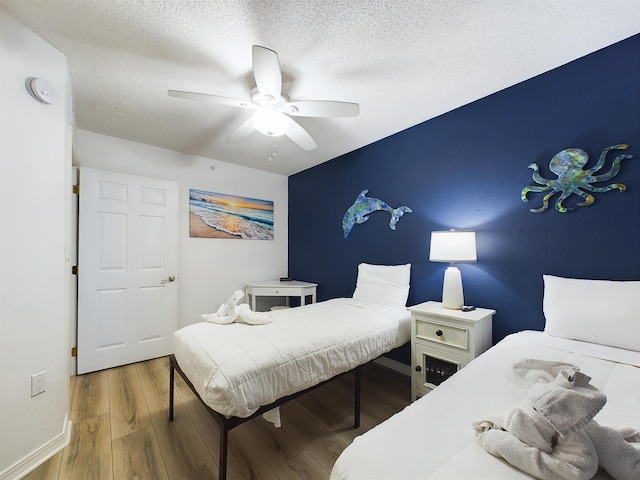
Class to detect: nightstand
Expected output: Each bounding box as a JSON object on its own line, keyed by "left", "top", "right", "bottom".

{"left": 409, "top": 301, "right": 495, "bottom": 400}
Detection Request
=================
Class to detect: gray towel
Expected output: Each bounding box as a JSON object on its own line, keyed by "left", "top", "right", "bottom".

{"left": 475, "top": 365, "right": 640, "bottom": 480}
{"left": 584, "top": 421, "right": 640, "bottom": 480}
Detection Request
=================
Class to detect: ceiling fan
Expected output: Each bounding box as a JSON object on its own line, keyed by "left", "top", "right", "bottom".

{"left": 168, "top": 45, "right": 360, "bottom": 151}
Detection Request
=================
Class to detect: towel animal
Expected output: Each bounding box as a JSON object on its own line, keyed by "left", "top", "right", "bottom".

{"left": 474, "top": 363, "right": 640, "bottom": 480}
{"left": 201, "top": 289, "right": 272, "bottom": 325}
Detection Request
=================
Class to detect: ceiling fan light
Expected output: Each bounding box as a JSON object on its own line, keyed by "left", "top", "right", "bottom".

{"left": 252, "top": 109, "right": 288, "bottom": 136}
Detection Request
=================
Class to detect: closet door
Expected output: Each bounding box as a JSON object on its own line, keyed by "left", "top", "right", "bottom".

{"left": 77, "top": 167, "right": 178, "bottom": 374}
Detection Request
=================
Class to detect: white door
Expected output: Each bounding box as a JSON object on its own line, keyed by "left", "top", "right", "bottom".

{"left": 77, "top": 167, "right": 179, "bottom": 374}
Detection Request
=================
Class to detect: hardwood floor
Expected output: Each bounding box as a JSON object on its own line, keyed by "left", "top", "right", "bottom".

{"left": 23, "top": 357, "right": 410, "bottom": 480}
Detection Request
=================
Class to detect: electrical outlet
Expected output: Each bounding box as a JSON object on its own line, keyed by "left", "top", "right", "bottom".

{"left": 31, "top": 370, "right": 47, "bottom": 397}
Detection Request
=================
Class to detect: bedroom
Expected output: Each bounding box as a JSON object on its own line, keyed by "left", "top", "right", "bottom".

{"left": 1, "top": 2, "right": 638, "bottom": 479}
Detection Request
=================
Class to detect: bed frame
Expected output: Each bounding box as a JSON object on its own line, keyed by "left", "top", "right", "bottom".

{"left": 168, "top": 354, "right": 362, "bottom": 480}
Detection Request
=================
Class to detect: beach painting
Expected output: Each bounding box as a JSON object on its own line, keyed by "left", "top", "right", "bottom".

{"left": 189, "top": 189, "right": 274, "bottom": 240}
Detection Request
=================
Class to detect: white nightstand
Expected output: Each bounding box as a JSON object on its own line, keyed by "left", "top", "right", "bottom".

{"left": 409, "top": 301, "right": 495, "bottom": 400}
{"left": 245, "top": 280, "right": 318, "bottom": 311}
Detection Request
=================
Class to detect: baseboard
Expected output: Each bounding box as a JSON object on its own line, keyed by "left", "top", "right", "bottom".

{"left": 374, "top": 356, "right": 411, "bottom": 376}
{"left": 0, "top": 413, "right": 72, "bottom": 480}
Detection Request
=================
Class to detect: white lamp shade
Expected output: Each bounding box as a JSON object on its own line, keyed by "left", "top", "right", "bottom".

{"left": 429, "top": 230, "right": 477, "bottom": 263}
{"left": 252, "top": 109, "right": 288, "bottom": 136}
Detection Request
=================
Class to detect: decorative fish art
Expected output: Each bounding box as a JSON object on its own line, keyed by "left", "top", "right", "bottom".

{"left": 521, "top": 144, "right": 633, "bottom": 213}
{"left": 342, "top": 189, "right": 412, "bottom": 238}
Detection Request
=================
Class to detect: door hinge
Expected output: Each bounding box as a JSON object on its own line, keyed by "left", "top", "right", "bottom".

{"left": 71, "top": 347, "right": 77, "bottom": 357}
{"left": 72, "top": 265, "right": 78, "bottom": 275}
{"left": 73, "top": 184, "right": 79, "bottom": 195}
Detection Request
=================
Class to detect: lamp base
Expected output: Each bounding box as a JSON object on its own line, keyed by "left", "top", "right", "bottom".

{"left": 442, "top": 266, "right": 464, "bottom": 310}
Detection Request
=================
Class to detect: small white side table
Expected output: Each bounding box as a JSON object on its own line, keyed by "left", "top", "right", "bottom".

{"left": 245, "top": 280, "right": 318, "bottom": 311}
{"left": 409, "top": 301, "right": 495, "bottom": 400}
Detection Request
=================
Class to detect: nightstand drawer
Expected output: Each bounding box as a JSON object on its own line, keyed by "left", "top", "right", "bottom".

{"left": 415, "top": 319, "right": 468, "bottom": 350}
{"left": 249, "top": 286, "right": 284, "bottom": 296}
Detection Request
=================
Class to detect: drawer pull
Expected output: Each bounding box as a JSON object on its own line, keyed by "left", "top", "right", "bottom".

{"left": 435, "top": 329, "right": 443, "bottom": 337}
{"left": 415, "top": 365, "right": 422, "bottom": 372}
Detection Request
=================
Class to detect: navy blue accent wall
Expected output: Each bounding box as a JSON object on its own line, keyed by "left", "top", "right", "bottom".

{"left": 289, "top": 35, "right": 640, "bottom": 363}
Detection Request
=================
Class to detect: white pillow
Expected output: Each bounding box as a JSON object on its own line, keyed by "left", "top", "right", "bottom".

{"left": 352, "top": 263, "right": 411, "bottom": 307}
{"left": 543, "top": 274, "right": 640, "bottom": 351}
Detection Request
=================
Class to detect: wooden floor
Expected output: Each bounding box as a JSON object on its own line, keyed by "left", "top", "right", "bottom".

{"left": 23, "top": 357, "right": 410, "bottom": 480}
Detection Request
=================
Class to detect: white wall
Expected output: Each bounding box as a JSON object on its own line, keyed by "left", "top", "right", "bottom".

{"left": 76, "top": 130, "right": 289, "bottom": 328}
{"left": 0, "top": 10, "right": 72, "bottom": 479}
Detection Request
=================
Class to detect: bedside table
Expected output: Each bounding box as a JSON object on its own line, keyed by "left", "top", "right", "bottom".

{"left": 409, "top": 301, "right": 495, "bottom": 400}
{"left": 245, "top": 280, "right": 317, "bottom": 311}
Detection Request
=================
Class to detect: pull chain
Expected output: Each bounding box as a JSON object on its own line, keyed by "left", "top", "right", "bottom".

{"left": 267, "top": 136, "right": 278, "bottom": 161}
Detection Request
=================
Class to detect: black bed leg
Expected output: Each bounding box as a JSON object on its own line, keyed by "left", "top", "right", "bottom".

{"left": 219, "top": 424, "right": 229, "bottom": 480}
{"left": 354, "top": 367, "right": 361, "bottom": 428}
{"left": 169, "top": 356, "right": 175, "bottom": 422}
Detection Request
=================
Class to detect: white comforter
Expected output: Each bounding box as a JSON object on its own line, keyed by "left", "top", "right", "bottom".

{"left": 331, "top": 331, "right": 640, "bottom": 480}
{"left": 173, "top": 298, "right": 411, "bottom": 418}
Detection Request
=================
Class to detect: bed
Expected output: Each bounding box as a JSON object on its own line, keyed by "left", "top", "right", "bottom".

{"left": 331, "top": 275, "right": 640, "bottom": 480}
{"left": 169, "top": 263, "right": 412, "bottom": 480}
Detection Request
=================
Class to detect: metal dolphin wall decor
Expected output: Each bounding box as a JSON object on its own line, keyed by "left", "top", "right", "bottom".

{"left": 342, "top": 189, "right": 412, "bottom": 238}
{"left": 521, "top": 144, "right": 633, "bottom": 213}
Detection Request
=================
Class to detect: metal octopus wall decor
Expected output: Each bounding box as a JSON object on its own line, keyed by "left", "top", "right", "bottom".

{"left": 521, "top": 144, "right": 633, "bottom": 213}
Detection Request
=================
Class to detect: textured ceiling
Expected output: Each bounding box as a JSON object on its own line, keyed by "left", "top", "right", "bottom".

{"left": 2, "top": 1, "right": 638, "bottom": 176}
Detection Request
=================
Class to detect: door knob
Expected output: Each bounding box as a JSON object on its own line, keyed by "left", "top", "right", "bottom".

{"left": 161, "top": 275, "right": 176, "bottom": 284}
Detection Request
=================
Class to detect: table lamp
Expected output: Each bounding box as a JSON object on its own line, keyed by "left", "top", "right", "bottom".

{"left": 429, "top": 230, "right": 477, "bottom": 309}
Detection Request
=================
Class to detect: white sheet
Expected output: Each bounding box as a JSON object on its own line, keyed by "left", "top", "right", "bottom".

{"left": 331, "top": 331, "right": 640, "bottom": 480}
{"left": 173, "top": 298, "right": 411, "bottom": 418}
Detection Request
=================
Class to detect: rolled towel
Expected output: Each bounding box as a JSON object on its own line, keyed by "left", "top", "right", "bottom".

{"left": 509, "top": 359, "right": 581, "bottom": 386}
{"left": 584, "top": 422, "right": 640, "bottom": 480}
{"left": 479, "top": 427, "right": 598, "bottom": 480}
{"left": 237, "top": 304, "right": 272, "bottom": 325}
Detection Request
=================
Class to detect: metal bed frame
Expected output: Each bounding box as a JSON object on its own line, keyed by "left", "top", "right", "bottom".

{"left": 168, "top": 354, "right": 362, "bottom": 480}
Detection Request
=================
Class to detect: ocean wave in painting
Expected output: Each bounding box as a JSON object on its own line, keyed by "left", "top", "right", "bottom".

{"left": 189, "top": 189, "right": 274, "bottom": 240}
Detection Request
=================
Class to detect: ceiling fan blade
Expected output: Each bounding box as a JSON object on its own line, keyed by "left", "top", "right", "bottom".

{"left": 168, "top": 90, "right": 255, "bottom": 109}
{"left": 286, "top": 100, "right": 360, "bottom": 118}
{"left": 283, "top": 116, "right": 317, "bottom": 151}
{"left": 252, "top": 45, "right": 282, "bottom": 98}
{"left": 226, "top": 117, "right": 256, "bottom": 144}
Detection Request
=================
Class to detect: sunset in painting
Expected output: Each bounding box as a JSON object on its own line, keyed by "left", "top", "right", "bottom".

{"left": 213, "top": 195, "right": 272, "bottom": 211}
{"left": 189, "top": 189, "right": 274, "bottom": 240}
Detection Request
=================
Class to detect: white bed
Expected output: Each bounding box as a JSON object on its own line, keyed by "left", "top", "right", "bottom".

{"left": 173, "top": 296, "right": 411, "bottom": 418}
{"left": 169, "top": 263, "right": 412, "bottom": 480}
{"left": 331, "top": 275, "right": 640, "bottom": 480}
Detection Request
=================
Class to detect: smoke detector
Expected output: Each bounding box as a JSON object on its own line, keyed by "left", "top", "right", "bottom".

{"left": 25, "top": 77, "right": 56, "bottom": 104}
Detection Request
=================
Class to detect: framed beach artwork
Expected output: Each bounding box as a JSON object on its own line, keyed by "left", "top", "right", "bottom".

{"left": 189, "top": 189, "right": 274, "bottom": 240}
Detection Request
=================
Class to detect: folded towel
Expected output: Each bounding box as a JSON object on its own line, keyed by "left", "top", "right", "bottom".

{"left": 477, "top": 368, "right": 603, "bottom": 479}
{"left": 201, "top": 289, "right": 272, "bottom": 325}
{"left": 584, "top": 421, "right": 640, "bottom": 480}
{"left": 201, "top": 289, "right": 245, "bottom": 324}
{"left": 529, "top": 370, "right": 606, "bottom": 438}
{"left": 476, "top": 361, "right": 640, "bottom": 480}
{"left": 236, "top": 304, "right": 273, "bottom": 325}
{"left": 479, "top": 427, "right": 598, "bottom": 480}
{"left": 509, "top": 358, "right": 581, "bottom": 386}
